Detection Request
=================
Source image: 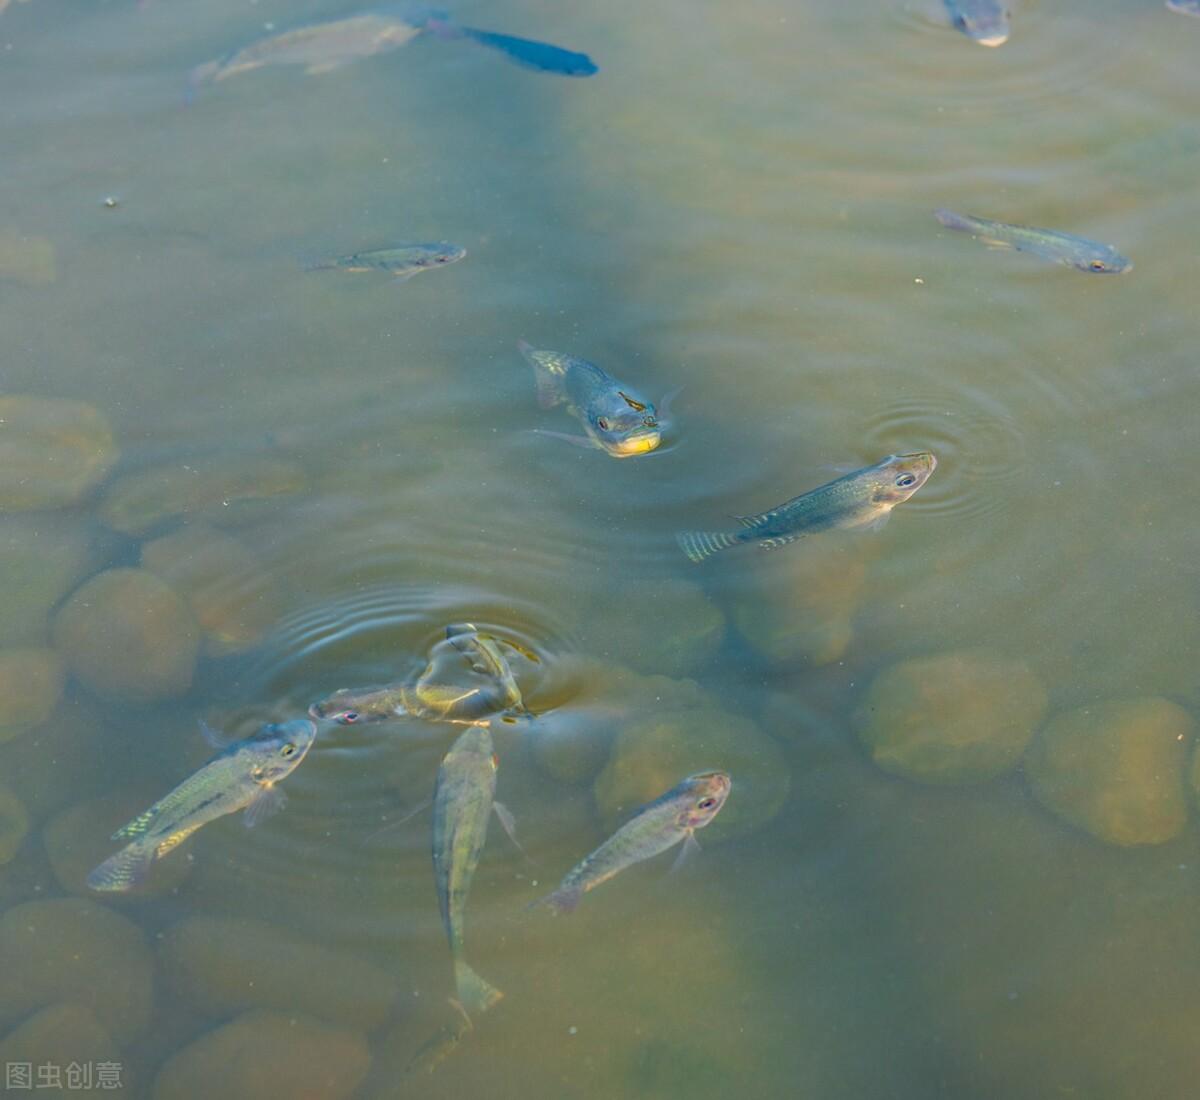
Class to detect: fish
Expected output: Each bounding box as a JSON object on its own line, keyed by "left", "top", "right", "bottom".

{"left": 188, "top": 9, "right": 438, "bottom": 92}
{"left": 1167, "top": 0, "right": 1200, "bottom": 15}
{"left": 934, "top": 209, "right": 1132, "bottom": 274}
{"left": 432, "top": 726, "right": 516, "bottom": 1015}
{"left": 305, "top": 242, "right": 466, "bottom": 280}
{"left": 309, "top": 625, "right": 534, "bottom": 726}
{"left": 677, "top": 452, "right": 936, "bottom": 563}
{"left": 539, "top": 771, "right": 731, "bottom": 914}
{"left": 87, "top": 719, "right": 317, "bottom": 892}
{"left": 459, "top": 27, "right": 597, "bottom": 76}
{"left": 943, "top": 0, "right": 1010, "bottom": 47}
{"left": 518, "top": 340, "right": 663, "bottom": 457}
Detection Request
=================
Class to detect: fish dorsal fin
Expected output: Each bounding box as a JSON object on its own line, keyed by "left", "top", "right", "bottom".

{"left": 733, "top": 510, "right": 775, "bottom": 529}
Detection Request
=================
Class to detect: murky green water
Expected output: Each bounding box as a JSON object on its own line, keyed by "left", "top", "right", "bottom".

{"left": 2, "top": 0, "right": 1200, "bottom": 1096}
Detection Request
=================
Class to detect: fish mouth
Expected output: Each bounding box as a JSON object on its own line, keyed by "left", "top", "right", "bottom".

{"left": 973, "top": 31, "right": 1009, "bottom": 46}
{"left": 607, "top": 431, "right": 662, "bottom": 457}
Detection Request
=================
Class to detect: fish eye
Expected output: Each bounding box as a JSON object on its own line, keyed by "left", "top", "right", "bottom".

{"left": 1090, "top": 260, "right": 1106, "bottom": 271}
{"left": 341, "top": 711, "right": 359, "bottom": 724}
{"left": 697, "top": 797, "right": 717, "bottom": 810}
{"left": 643, "top": 416, "right": 657, "bottom": 428}
{"left": 280, "top": 743, "right": 296, "bottom": 758}
{"left": 597, "top": 417, "right": 610, "bottom": 431}
{"left": 895, "top": 473, "right": 917, "bottom": 488}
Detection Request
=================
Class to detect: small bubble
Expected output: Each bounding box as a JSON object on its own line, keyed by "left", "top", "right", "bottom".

{"left": 568, "top": 1026, "right": 577, "bottom": 1036}
{"left": 914, "top": 277, "right": 925, "bottom": 285}
{"left": 103, "top": 196, "right": 120, "bottom": 209}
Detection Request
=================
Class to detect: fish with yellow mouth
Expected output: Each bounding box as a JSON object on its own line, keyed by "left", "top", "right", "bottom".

{"left": 518, "top": 340, "right": 666, "bottom": 457}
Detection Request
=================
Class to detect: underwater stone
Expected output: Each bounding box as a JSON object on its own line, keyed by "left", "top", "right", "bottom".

{"left": 0, "top": 1003, "right": 120, "bottom": 1095}
{"left": 729, "top": 535, "right": 870, "bottom": 666}
{"left": 52, "top": 568, "right": 199, "bottom": 702}
{"left": 99, "top": 454, "right": 307, "bottom": 536}
{"left": 0, "top": 515, "right": 92, "bottom": 648}
{"left": 43, "top": 790, "right": 192, "bottom": 897}
{"left": 159, "top": 915, "right": 398, "bottom": 1031}
{"left": 0, "top": 781, "right": 30, "bottom": 864}
{"left": 153, "top": 1010, "right": 370, "bottom": 1100}
{"left": 594, "top": 698, "right": 790, "bottom": 842}
{"left": 1025, "top": 697, "right": 1193, "bottom": 847}
{"left": 0, "top": 647, "right": 64, "bottom": 743}
{"left": 141, "top": 522, "right": 282, "bottom": 657}
{"left": 0, "top": 898, "right": 154, "bottom": 1043}
{"left": 0, "top": 397, "right": 118, "bottom": 513}
{"left": 852, "top": 649, "right": 1047, "bottom": 785}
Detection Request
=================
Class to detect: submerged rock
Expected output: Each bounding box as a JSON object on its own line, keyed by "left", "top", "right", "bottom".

{"left": 52, "top": 568, "right": 199, "bottom": 702}
{"left": 43, "top": 790, "right": 193, "bottom": 897}
{"left": 1025, "top": 697, "right": 1193, "bottom": 847}
{"left": 159, "top": 915, "right": 398, "bottom": 1031}
{"left": 141, "top": 523, "right": 283, "bottom": 656}
{"left": 0, "top": 1003, "right": 120, "bottom": 1097}
{"left": 0, "top": 782, "right": 30, "bottom": 864}
{"left": 852, "top": 649, "right": 1047, "bottom": 785}
{"left": 0, "top": 515, "right": 92, "bottom": 648}
{"left": 0, "top": 699, "right": 107, "bottom": 820}
{"left": 581, "top": 575, "right": 725, "bottom": 679}
{"left": 0, "top": 397, "right": 118, "bottom": 513}
{"left": 0, "top": 647, "right": 64, "bottom": 743}
{"left": 99, "top": 454, "right": 307, "bottom": 536}
{"left": 153, "top": 1010, "right": 370, "bottom": 1100}
{"left": 594, "top": 699, "right": 790, "bottom": 842}
{"left": 0, "top": 898, "right": 154, "bottom": 1043}
{"left": 729, "top": 534, "right": 870, "bottom": 666}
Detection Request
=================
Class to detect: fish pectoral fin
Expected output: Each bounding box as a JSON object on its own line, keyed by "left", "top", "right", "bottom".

{"left": 492, "top": 801, "right": 532, "bottom": 861}
{"left": 862, "top": 510, "right": 891, "bottom": 532}
{"left": 657, "top": 384, "right": 684, "bottom": 422}
{"left": 529, "top": 428, "right": 598, "bottom": 449}
{"left": 243, "top": 784, "right": 287, "bottom": 828}
{"left": 197, "top": 718, "right": 236, "bottom": 749}
{"left": 365, "top": 798, "right": 432, "bottom": 843}
{"left": 670, "top": 831, "right": 702, "bottom": 874}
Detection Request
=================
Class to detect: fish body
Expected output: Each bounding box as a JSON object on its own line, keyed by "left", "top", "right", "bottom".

{"left": 1167, "top": 0, "right": 1200, "bottom": 15}
{"left": 677, "top": 453, "right": 936, "bottom": 563}
{"left": 309, "top": 683, "right": 409, "bottom": 725}
{"left": 444, "top": 623, "right": 531, "bottom": 717}
{"left": 943, "top": 0, "right": 1010, "bottom": 46}
{"left": 432, "top": 727, "right": 503, "bottom": 1014}
{"left": 87, "top": 719, "right": 316, "bottom": 892}
{"left": 518, "top": 341, "right": 662, "bottom": 457}
{"left": 934, "top": 209, "right": 1132, "bottom": 274}
{"left": 460, "top": 27, "right": 597, "bottom": 75}
{"left": 190, "top": 10, "right": 435, "bottom": 88}
{"left": 307, "top": 242, "right": 466, "bottom": 280}
{"left": 542, "top": 771, "right": 731, "bottom": 913}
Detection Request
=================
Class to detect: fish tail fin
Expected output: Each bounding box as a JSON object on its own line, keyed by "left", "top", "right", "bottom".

{"left": 518, "top": 340, "right": 565, "bottom": 409}
{"left": 453, "top": 959, "right": 503, "bottom": 1015}
{"left": 186, "top": 60, "right": 220, "bottom": 101}
{"left": 934, "top": 208, "right": 973, "bottom": 232}
{"left": 675, "top": 529, "right": 740, "bottom": 563}
{"left": 86, "top": 842, "right": 155, "bottom": 894}
{"left": 539, "top": 883, "right": 583, "bottom": 915}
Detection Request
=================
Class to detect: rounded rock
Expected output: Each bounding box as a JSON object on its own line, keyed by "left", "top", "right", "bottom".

{"left": 852, "top": 649, "right": 1047, "bottom": 785}
{"left": 158, "top": 915, "right": 398, "bottom": 1031}
{"left": 0, "top": 515, "right": 93, "bottom": 648}
{"left": 1026, "top": 697, "right": 1193, "bottom": 847}
{"left": 0, "top": 397, "right": 118, "bottom": 513}
{"left": 0, "top": 782, "right": 30, "bottom": 864}
{"left": 0, "top": 1003, "right": 120, "bottom": 1084}
{"left": 141, "top": 522, "right": 282, "bottom": 657}
{"left": 52, "top": 568, "right": 199, "bottom": 702}
{"left": 153, "top": 1010, "right": 370, "bottom": 1100}
{"left": 0, "top": 898, "right": 154, "bottom": 1043}
{"left": 594, "top": 701, "right": 790, "bottom": 842}
{"left": 0, "top": 647, "right": 64, "bottom": 744}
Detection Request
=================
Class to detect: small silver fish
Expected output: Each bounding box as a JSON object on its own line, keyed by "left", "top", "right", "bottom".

{"left": 935, "top": 209, "right": 1132, "bottom": 274}
{"left": 943, "top": 0, "right": 1010, "bottom": 47}
{"left": 1167, "top": 0, "right": 1200, "bottom": 16}
{"left": 432, "top": 726, "right": 518, "bottom": 1015}
{"left": 306, "top": 242, "right": 467, "bottom": 280}
{"left": 540, "top": 771, "right": 731, "bottom": 913}
{"left": 87, "top": 719, "right": 316, "bottom": 892}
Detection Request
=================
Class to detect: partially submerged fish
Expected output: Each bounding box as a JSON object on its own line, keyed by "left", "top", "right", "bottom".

{"left": 1167, "top": 0, "right": 1200, "bottom": 16}
{"left": 309, "top": 624, "right": 534, "bottom": 726}
{"left": 87, "top": 719, "right": 316, "bottom": 892}
{"left": 518, "top": 340, "right": 663, "bottom": 457}
{"left": 189, "top": 10, "right": 436, "bottom": 91}
{"left": 677, "top": 453, "right": 936, "bottom": 564}
{"left": 539, "top": 771, "right": 731, "bottom": 913}
{"left": 459, "top": 27, "right": 597, "bottom": 75}
{"left": 943, "top": 0, "right": 1010, "bottom": 47}
{"left": 934, "top": 209, "right": 1132, "bottom": 274}
{"left": 306, "top": 243, "right": 466, "bottom": 280}
{"left": 432, "top": 726, "right": 515, "bottom": 1014}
